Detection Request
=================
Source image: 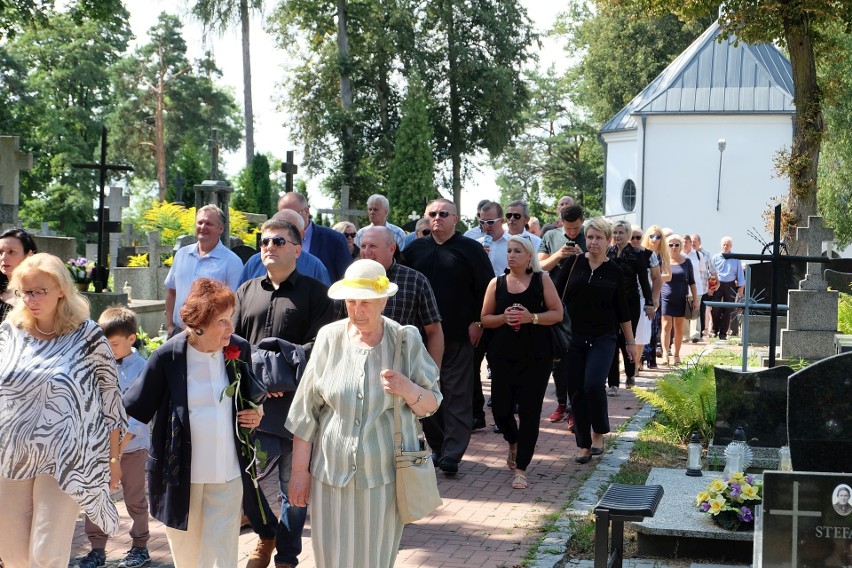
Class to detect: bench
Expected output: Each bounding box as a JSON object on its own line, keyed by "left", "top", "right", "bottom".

{"left": 594, "top": 483, "right": 664, "bottom": 568}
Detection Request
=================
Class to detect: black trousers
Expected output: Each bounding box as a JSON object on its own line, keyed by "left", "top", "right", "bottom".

{"left": 567, "top": 332, "right": 616, "bottom": 449}
{"left": 711, "top": 280, "right": 738, "bottom": 337}
{"left": 608, "top": 297, "right": 640, "bottom": 388}
{"left": 423, "top": 339, "right": 474, "bottom": 461}
{"left": 490, "top": 357, "right": 552, "bottom": 471}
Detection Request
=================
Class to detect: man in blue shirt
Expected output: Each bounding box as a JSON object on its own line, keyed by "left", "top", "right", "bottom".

{"left": 164, "top": 205, "right": 243, "bottom": 335}
{"left": 278, "top": 192, "right": 351, "bottom": 282}
{"left": 239, "top": 209, "right": 331, "bottom": 286}
{"left": 711, "top": 236, "right": 745, "bottom": 340}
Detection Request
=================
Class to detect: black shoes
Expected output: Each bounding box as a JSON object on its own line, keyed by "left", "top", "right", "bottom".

{"left": 431, "top": 452, "right": 442, "bottom": 466}
{"left": 439, "top": 456, "right": 460, "bottom": 475}
{"left": 472, "top": 417, "right": 487, "bottom": 430}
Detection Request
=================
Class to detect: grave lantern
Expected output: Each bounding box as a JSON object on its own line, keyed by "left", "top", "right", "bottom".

{"left": 686, "top": 431, "right": 703, "bottom": 477}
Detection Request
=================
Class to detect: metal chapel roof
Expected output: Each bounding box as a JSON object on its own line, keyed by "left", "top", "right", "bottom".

{"left": 600, "top": 20, "right": 795, "bottom": 134}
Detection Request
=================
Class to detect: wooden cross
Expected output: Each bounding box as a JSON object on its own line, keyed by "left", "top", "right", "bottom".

{"left": 315, "top": 185, "right": 367, "bottom": 224}
{"left": 281, "top": 150, "right": 298, "bottom": 193}
{"left": 72, "top": 127, "right": 133, "bottom": 292}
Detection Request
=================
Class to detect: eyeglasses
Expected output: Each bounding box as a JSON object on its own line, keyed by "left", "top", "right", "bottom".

{"left": 631, "top": 235, "right": 642, "bottom": 241}
{"left": 668, "top": 243, "right": 681, "bottom": 248}
{"left": 15, "top": 288, "right": 49, "bottom": 299}
{"left": 506, "top": 213, "right": 523, "bottom": 220}
{"left": 260, "top": 236, "right": 297, "bottom": 248}
{"left": 649, "top": 234, "right": 662, "bottom": 241}
{"left": 479, "top": 219, "right": 500, "bottom": 226}
{"left": 428, "top": 211, "right": 451, "bottom": 219}
{"left": 343, "top": 232, "right": 356, "bottom": 238}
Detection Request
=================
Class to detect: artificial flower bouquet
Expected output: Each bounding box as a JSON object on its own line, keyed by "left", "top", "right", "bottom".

{"left": 695, "top": 472, "right": 763, "bottom": 531}
{"left": 66, "top": 257, "right": 95, "bottom": 285}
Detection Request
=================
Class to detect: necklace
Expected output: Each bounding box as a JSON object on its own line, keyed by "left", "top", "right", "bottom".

{"left": 34, "top": 323, "right": 56, "bottom": 336}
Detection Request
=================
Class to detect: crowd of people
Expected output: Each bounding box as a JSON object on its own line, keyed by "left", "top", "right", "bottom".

{"left": 0, "top": 192, "right": 748, "bottom": 568}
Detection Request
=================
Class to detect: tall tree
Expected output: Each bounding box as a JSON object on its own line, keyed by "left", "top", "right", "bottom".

{"left": 605, "top": 0, "right": 852, "bottom": 230}
{"left": 191, "top": 0, "right": 263, "bottom": 166}
{"left": 417, "top": 0, "right": 536, "bottom": 212}
{"left": 0, "top": 0, "right": 125, "bottom": 39}
{"left": 107, "top": 13, "right": 242, "bottom": 200}
{"left": 387, "top": 76, "right": 436, "bottom": 225}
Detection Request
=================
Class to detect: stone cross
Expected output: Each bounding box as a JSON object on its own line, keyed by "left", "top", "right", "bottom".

{"left": 281, "top": 150, "right": 298, "bottom": 193}
{"left": 766, "top": 481, "right": 822, "bottom": 568}
{"left": 315, "top": 185, "right": 367, "bottom": 224}
{"left": 39, "top": 222, "right": 56, "bottom": 237}
{"left": 106, "top": 186, "right": 130, "bottom": 272}
{"left": 0, "top": 136, "right": 33, "bottom": 226}
{"left": 796, "top": 216, "right": 834, "bottom": 291}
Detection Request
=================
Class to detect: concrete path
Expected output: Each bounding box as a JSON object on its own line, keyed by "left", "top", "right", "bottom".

{"left": 70, "top": 342, "right": 719, "bottom": 567}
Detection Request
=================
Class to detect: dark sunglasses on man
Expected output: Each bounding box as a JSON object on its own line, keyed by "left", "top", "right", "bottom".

{"left": 428, "top": 211, "right": 451, "bottom": 219}
{"left": 260, "top": 236, "right": 296, "bottom": 247}
{"left": 505, "top": 213, "right": 523, "bottom": 220}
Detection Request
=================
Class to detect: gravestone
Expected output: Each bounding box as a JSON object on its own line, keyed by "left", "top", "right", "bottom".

{"left": 788, "top": 351, "right": 852, "bottom": 473}
{"left": 755, "top": 471, "right": 852, "bottom": 567}
{"left": 781, "top": 217, "right": 840, "bottom": 360}
{"left": 0, "top": 136, "right": 33, "bottom": 227}
{"left": 316, "top": 185, "right": 367, "bottom": 224}
{"left": 826, "top": 268, "right": 852, "bottom": 294}
{"left": 106, "top": 185, "right": 130, "bottom": 270}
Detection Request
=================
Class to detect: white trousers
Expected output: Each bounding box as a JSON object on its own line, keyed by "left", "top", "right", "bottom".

{"left": 165, "top": 477, "right": 243, "bottom": 567}
{"left": 0, "top": 474, "right": 81, "bottom": 568}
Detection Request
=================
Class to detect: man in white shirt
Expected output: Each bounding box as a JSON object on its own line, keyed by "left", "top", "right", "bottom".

{"left": 505, "top": 200, "right": 541, "bottom": 250}
{"left": 475, "top": 201, "right": 509, "bottom": 276}
{"left": 354, "top": 193, "right": 407, "bottom": 248}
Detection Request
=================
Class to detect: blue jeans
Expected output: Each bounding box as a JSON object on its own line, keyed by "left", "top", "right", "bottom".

{"left": 242, "top": 436, "right": 307, "bottom": 565}
{"left": 565, "top": 332, "right": 616, "bottom": 449}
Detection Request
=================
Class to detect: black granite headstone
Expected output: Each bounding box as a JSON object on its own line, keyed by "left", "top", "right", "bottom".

{"left": 758, "top": 471, "right": 852, "bottom": 567}
{"left": 714, "top": 365, "right": 794, "bottom": 447}
{"left": 826, "top": 269, "right": 852, "bottom": 294}
{"left": 788, "top": 352, "right": 852, "bottom": 473}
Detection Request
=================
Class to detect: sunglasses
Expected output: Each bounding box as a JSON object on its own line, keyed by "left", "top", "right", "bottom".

{"left": 260, "top": 236, "right": 296, "bottom": 248}
{"left": 649, "top": 234, "right": 662, "bottom": 240}
{"left": 428, "top": 211, "right": 451, "bottom": 219}
{"left": 631, "top": 235, "right": 642, "bottom": 241}
{"left": 479, "top": 219, "right": 500, "bottom": 226}
{"left": 668, "top": 243, "right": 681, "bottom": 248}
{"left": 344, "top": 232, "right": 356, "bottom": 238}
{"left": 505, "top": 213, "right": 523, "bottom": 220}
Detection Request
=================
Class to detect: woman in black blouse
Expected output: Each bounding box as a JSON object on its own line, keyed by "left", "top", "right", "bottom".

{"left": 562, "top": 218, "right": 635, "bottom": 464}
{"left": 606, "top": 221, "right": 652, "bottom": 394}
{"left": 0, "top": 228, "right": 37, "bottom": 321}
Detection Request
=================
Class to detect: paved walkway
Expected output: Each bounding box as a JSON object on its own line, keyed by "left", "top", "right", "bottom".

{"left": 70, "top": 343, "right": 714, "bottom": 567}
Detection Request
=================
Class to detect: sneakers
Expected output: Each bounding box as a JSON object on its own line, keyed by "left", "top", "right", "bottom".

{"left": 566, "top": 412, "right": 575, "bottom": 433}
{"left": 119, "top": 547, "right": 151, "bottom": 568}
{"left": 548, "top": 403, "right": 568, "bottom": 423}
{"left": 78, "top": 550, "right": 106, "bottom": 568}
{"left": 625, "top": 376, "right": 635, "bottom": 389}
{"left": 607, "top": 386, "right": 618, "bottom": 397}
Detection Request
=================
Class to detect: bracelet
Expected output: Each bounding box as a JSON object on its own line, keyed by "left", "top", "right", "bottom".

{"left": 109, "top": 456, "right": 121, "bottom": 464}
{"left": 531, "top": 313, "right": 539, "bottom": 325}
{"left": 408, "top": 390, "right": 424, "bottom": 406}
{"left": 626, "top": 341, "right": 636, "bottom": 345}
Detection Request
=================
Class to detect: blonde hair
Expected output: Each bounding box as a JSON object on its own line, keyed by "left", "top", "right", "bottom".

{"left": 507, "top": 235, "right": 542, "bottom": 273}
{"left": 642, "top": 225, "right": 670, "bottom": 271}
{"left": 332, "top": 221, "right": 356, "bottom": 234}
{"left": 585, "top": 217, "right": 613, "bottom": 240}
{"left": 8, "top": 253, "right": 90, "bottom": 335}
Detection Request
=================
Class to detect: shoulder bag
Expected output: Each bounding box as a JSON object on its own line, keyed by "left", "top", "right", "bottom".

{"left": 684, "top": 292, "right": 699, "bottom": 320}
{"left": 392, "top": 327, "right": 443, "bottom": 524}
{"left": 548, "top": 255, "right": 578, "bottom": 361}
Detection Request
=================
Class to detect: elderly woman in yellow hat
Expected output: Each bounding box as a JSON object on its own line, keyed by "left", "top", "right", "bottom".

{"left": 285, "top": 259, "right": 442, "bottom": 567}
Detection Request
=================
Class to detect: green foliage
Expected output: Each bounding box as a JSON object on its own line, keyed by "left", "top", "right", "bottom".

{"left": 387, "top": 77, "right": 437, "bottom": 225}
{"left": 633, "top": 358, "right": 717, "bottom": 442}
{"left": 167, "top": 140, "right": 208, "bottom": 204}
{"left": 838, "top": 291, "right": 852, "bottom": 335}
{"left": 232, "top": 153, "right": 274, "bottom": 216}
{"left": 0, "top": 0, "right": 126, "bottom": 39}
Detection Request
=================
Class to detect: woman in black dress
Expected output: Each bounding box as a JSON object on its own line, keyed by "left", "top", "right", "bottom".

{"left": 660, "top": 234, "right": 698, "bottom": 365}
{"left": 481, "top": 235, "right": 563, "bottom": 490}
{"left": 562, "top": 218, "right": 635, "bottom": 464}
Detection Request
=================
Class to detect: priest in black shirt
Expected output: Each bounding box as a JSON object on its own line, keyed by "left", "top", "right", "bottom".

{"left": 403, "top": 198, "right": 493, "bottom": 475}
{"left": 233, "top": 217, "right": 335, "bottom": 568}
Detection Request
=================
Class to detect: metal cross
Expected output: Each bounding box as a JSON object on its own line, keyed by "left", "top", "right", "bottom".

{"left": 281, "top": 150, "right": 298, "bottom": 193}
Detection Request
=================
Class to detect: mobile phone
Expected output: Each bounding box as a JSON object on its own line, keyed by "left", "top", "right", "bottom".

{"left": 565, "top": 240, "right": 576, "bottom": 247}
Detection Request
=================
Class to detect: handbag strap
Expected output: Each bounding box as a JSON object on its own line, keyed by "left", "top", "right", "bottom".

{"left": 561, "top": 254, "right": 581, "bottom": 304}
{"left": 392, "top": 327, "right": 423, "bottom": 457}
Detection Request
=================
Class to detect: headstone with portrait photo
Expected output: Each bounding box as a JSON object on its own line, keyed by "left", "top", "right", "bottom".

{"left": 755, "top": 471, "right": 852, "bottom": 567}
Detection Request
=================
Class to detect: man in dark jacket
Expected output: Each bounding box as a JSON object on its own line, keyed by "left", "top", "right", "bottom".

{"left": 233, "top": 217, "right": 335, "bottom": 568}
{"left": 403, "top": 198, "right": 493, "bottom": 475}
{"left": 278, "top": 192, "right": 352, "bottom": 282}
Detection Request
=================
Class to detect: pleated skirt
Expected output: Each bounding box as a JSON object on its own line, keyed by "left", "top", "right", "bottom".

{"left": 310, "top": 478, "right": 403, "bottom": 568}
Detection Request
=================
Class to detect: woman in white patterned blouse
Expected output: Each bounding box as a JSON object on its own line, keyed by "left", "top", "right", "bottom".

{"left": 286, "top": 259, "right": 442, "bottom": 568}
{"left": 0, "top": 253, "right": 127, "bottom": 567}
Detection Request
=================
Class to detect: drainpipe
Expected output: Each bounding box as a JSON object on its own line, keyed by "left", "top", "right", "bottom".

{"left": 639, "top": 115, "right": 647, "bottom": 228}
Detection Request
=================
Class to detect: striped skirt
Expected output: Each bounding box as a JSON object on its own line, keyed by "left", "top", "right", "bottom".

{"left": 310, "top": 478, "right": 403, "bottom": 568}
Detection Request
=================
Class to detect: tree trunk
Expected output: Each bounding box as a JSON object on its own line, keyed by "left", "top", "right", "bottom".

{"left": 445, "top": 0, "right": 462, "bottom": 211}
{"left": 155, "top": 62, "right": 167, "bottom": 201}
{"left": 240, "top": 0, "right": 255, "bottom": 166}
{"left": 784, "top": 14, "right": 823, "bottom": 231}
{"left": 337, "top": 0, "right": 356, "bottom": 189}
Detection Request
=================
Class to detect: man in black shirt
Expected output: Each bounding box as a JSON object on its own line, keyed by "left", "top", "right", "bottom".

{"left": 234, "top": 217, "right": 335, "bottom": 568}
{"left": 404, "top": 198, "right": 493, "bottom": 475}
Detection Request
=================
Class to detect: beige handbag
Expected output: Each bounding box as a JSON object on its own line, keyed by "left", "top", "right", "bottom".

{"left": 391, "top": 328, "right": 443, "bottom": 524}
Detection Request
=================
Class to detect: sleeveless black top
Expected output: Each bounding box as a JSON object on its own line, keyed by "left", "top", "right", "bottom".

{"left": 486, "top": 272, "right": 552, "bottom": 363}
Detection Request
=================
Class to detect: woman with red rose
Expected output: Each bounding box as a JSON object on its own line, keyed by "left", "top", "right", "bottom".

{"left": 124, "top": 278, "right": 266, "bottom": 566}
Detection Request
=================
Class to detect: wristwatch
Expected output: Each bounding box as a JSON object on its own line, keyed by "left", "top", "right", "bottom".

{"left": 531, "top": 313, "right": 539, "bottom": 325}
{"left": 109, "top": 456, "right": 121, "bottom": 464}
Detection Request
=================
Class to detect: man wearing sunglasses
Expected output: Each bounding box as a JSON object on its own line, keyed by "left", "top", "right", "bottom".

{"left": 233, "top": 217, "right": 336, "bottom": 568}
{"left": 404, "top": 198, "right": 493, "bottom": 475}
{"left": 353, "top": 194, "right": 407, "bottom": 249}
{"left": 505, "top": 200, "right": 541, "bottom": 250}
{"left": 238, "top": 210, "right": 331, "bottom": 286}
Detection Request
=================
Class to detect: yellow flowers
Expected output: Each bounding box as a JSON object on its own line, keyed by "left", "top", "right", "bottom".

{"left": 373, "top": 275, "right": 390, "bottom": 292}
{"left": 708, "top": 478, "right": 727, "bottom": 493}
{"left": 695, "top": 472, "right": 763, "bottom": 524}
{"left": 708, "top": 495, "right": 727, "bottom": 515}
{"left": 696, "top": 490, "right": 710, "bottom": 507}
{"left": 740, "top": 483, "right": 760, "bottom": 500}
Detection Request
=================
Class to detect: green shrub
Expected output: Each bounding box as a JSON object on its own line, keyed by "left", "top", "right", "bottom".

{"left": 633, "top": 358, "right": 716, "bottom": 443}
{"left": 839, "top": 291, "right": 852, "bottom": 335}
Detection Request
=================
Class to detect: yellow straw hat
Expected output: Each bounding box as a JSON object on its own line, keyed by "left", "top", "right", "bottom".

{"left": 328, "top": 259, "right": 399, "bottom": 300}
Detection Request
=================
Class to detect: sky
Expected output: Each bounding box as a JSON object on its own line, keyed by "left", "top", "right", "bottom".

{"left": 127, "top": 1, "right": 568, "bottom": 218}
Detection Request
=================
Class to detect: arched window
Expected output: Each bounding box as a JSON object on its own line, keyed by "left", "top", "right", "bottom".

{"left": 622, "top": 179, "right": 637, "bottom": 212}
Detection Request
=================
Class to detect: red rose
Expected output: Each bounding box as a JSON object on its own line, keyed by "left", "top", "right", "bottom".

{"left": 224, "top": 344, "right": 241, "bottom": 361}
